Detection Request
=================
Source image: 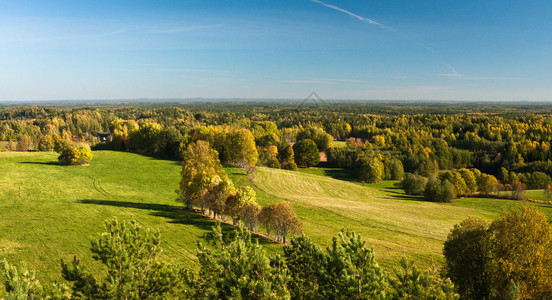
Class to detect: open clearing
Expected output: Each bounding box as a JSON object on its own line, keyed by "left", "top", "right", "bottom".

{"left": 249, "top": 167, "right": 552, "bottom": 268}
{"left": 1, "top": 151, "right": 551, "bottom": 283}
{"left": 0, "top": 151, "right": 217, "bottom": 282}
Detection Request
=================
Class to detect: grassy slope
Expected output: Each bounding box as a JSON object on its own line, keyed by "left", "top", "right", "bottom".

{"left": 0, "top": 151, "right": 217, "bottom": 283}
{"left": 2, "top": 151, "right": 551, "bottom": 283}
{"left": 246, "top": 167, "right": 552, "bottom": 269}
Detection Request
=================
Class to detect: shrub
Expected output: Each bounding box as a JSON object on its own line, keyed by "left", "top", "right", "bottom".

{"left": 57, "top": 144, "right": 93, "bottom": 165}
{"left": 401, "top": 173, "right": 428, "bottom": 195}
{"left": 424, "top": 178, "right": 457, "bottom": 203}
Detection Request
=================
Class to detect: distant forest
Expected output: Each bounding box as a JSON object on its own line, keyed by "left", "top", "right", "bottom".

{"left": 3, "top": 101, "right": 552, "bottom": 190}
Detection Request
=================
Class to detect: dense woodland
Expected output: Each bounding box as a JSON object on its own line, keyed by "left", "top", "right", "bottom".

{"left": 4, "top": 101, "right": 552, "bottom": 192}
{"left": 2, "top": 101, "right": 552, "bottom": 299}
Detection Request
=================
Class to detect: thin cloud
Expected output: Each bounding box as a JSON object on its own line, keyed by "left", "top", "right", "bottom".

{"left": 148, "top": 25, "right": 219, "bottom": 34}
{"left": 311, "top": 0, "right": 394, "bottom": 31}
{"left": 22, "top": 29, "right": 126, "bottom": 43}
{"left": 156, "top": 68, "right": 228, "bottom": 73}
{"left": 439, "top": 63, "right": 462, "bottom": 77}
{"left": 282, "top": 77, "right": 364, "bottom": 84}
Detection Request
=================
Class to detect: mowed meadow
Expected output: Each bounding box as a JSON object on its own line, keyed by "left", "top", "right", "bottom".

{"left": 1, "top": 150, "right": 552, "bottom": 283}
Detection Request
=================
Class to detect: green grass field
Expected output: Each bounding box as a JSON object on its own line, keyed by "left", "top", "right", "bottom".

{"left": 0, "top": 151, "right": 227, "bottom": 284}
{"left": 248, "top": 167, "right": 552, "bottom": 269}
{"left": 1, "top": 151, "right": 551, "bottom": 285}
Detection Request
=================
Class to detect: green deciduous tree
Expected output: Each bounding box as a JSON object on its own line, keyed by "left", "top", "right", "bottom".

{"left": 458, "top": 168, "right": 477, "bottom": 194}
{"left": 444, "top": 218, "right": 492, "bottom": 299}
{"left": 278, "top": 142, "right": 298, "bottom": 170}
{"left": 384, "top": 157, "right": 404, "bottom": 180}
{"left": 401, "top": 173, "right": 428, "bottom": 196}
{"left": 293, "top": 139, "right": 320, "bottom": 167}
{"left": 424, "top": 178, "right": 457, "bottom": 203}
{"left": 296, "top": 127, "right": 333, "bottom": 151}
{"left": 439, "top": 171, "right": 469, "bottom": 196}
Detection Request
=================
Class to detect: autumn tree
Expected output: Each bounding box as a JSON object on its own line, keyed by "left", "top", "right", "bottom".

{"left": 477, "top": 173, "right": 498, "bottom": 196}
{"left": 239, "top": 201, "right": 261, "bottom": 232}
{"left": 489, "top": 206, "right": 552, "bottom": 299}
{"left": 225, "top": 128, "right": 258, "bottom": 167}
{"left": 37, "top": 135, "right": 55, "bottom": 151}
{"left": 510, "top": 181, "right": 526, "bottom": 200}
{"left": 225, "top": 185, "right": 256, "bottom": 224}
{"left": 204, "top": 176, "right": 235, "bottom": 219}
{"left": 445, "top": 207, "right": 552, "bottom": 299}
{"left": 263, "top": 202, "right": 302, "bottom": 243}
{"left": 177, "top": 140, "right": 226, "bottom": 210}
{"left": 57, "top": 143, "right": 93, "bottom": 165}
{"left": 544, "top": 185, "right": 552, "bottom": 202}
{"left": 357, "top": 156, "right": 384, "bottom": 183}
{"left": 259, "top": 203, "right": 276, "bottom": 238}
{"left": 293, "top": 139, "right": 320, "bottom": 167}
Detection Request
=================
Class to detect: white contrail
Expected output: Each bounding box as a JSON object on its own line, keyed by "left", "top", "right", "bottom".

{"left": 440, "top": 63, "right": 462, "bottom": 77}
{"left": 311, "top": 0, "right": 394, "bottom": 31}
{"left": 311, "top": 0, "right": 461, "bottom": 77}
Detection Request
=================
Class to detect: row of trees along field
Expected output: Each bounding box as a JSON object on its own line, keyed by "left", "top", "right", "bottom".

{"left": 6, "top": 103, "right": 552, "bottom": 188}
{"left": 177, "top": 140, "right": 302, "bottom": 243}
{"left": 3, "top": 206, "right": 551, "bottom": 299}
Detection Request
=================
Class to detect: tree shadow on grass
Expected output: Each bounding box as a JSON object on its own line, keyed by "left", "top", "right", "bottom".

{"left": 18, "top": 161, "right": 61, "bottom": 166}
{"left": 384, "top": 190, "right": 426, "bottom": 202}
{"left": 320, "top": 168, "right": 356, "bottom": 182}
{"left": 77, "top": 199, "right": 276, "bottom": 246}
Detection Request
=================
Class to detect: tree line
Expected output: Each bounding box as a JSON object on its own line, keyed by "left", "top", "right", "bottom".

{"left": 4, "top": 103, "right": 552, "bottom": 187}
{"left": 177, "top": 140, "right": 301, "bottom": 243}
{"left": 5, "top": 103, "right": 552, "bottom": 201}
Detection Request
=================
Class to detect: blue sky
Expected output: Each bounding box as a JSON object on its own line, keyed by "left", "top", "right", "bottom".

{"left": 1, "top": 0, "right": 551, "bottom": 101}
